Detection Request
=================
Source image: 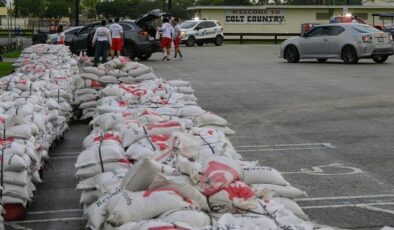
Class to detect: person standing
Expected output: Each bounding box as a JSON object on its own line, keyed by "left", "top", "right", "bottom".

{"left": 109, "top": 17, "right": 124, "bottom": 59}
{"left": 92, "top": 20, "right": 112, "bottom": 66}
{"left": 171, "top": 18, "right": 183, "bottom": 59}
{"left": 159, "top": 17, "right": 174, "bottom": 61}
{"left": 56, "top": 24, "right": 65, "bottom": 45}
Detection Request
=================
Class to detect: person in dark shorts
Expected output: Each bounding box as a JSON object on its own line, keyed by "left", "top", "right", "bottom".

{"left": 92, "top": 20, "right": 112, "bottom": 66}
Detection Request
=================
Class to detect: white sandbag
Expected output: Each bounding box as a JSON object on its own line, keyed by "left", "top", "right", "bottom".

{"left": 75, "top": 162, "right": 131, "bottom": 179}
{"left": 3, "top": 153, "right": 30, "bottom": 171}
{"left": 243, "top": 166, "right": 289, "bottom": 186}
{"left": 195, "top": 112, "right": 228, "bottom": 127}
{"left": 135, "top": 72, "right": 157, "bottom": 81}
{"left": 251, "top": 184, "right": 307, "bottom": 199}
{"left": 148, "top": 174, "right": 210, "bottom": 211}
{"left": 79, "top": 100, "right": 98, "bottom": 109}
{"left": 128, "top": 67, "right": 152, "bottom": 77}
{"left": 272, "top": 197, "right": 309, "bottom": 221}
{"left": 199, "top": 156, "right": 244, "bottom": 196}
{"left": 84, "top": 67, "right": 106, "bottom": 76}
{"left": 99, "top": 75, "right": 120, "bottom": 84}
{"left": 159, "top": 208, "right": 212, "bottom": 228}
{"left": 121, "top": 158, "right": 163, "bottom": 192}
{"left": 117, "top": 219, "right": 193, "bottom": 230}
{"left": 209, "top": 181, "right": 257, "bottom": 214}
{"left": 218, "top": 213, "right": 277, "bottom": 230}
{"left": 166, "top": 80, "right": 191, "bottom": 87}
{"left": 75, "top": 141, "right": 126, "bottom": 169}
{"left": 3, "top": 171, "right": 29, "bottom": 186}
{"left": 105, "top": 189, "right": 193, "bottom": 227}
{"left": 80, "top": 73, "right": 100, "bottom": 81}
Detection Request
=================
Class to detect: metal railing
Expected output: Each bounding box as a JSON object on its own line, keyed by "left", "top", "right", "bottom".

{"left": 224, "top": 32, "right": 301, "bottom": 44}
{"left": 0, "top": 29, "right": 34, "bottom": 38}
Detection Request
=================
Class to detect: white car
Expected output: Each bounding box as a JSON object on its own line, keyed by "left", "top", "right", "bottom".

{"left": 180, "top": 20, "right": 224, "bottom": 47}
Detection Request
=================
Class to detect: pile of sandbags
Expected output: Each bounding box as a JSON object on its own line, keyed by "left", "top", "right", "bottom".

{"left": 74, "top": 57, "right": 159, "bottom": 120}
{"left": 0, "top": 44, "right": 78, "bottom": 220}
{"left": 72, "top": 58, "right": 318, "bottom": 230}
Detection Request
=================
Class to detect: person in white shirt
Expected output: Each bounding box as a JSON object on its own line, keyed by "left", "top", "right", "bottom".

{"left": 56, "top": 24, "right": 65, "bottom": 45}
{"left": 92, "top": 20, "right": 112, "bottom": 66}
{"left": 159, "top": 17, "right": 174, "bottom": 61}
{"left": 171, "top": 18, "right": 183, "bottom": 59}
{"left": 109, "top": 17, "right": 124, "bottom": 59}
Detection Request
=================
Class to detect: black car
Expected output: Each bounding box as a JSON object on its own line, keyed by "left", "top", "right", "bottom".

{"left": 68, "top": 10, "right": 167, "bottom": 60}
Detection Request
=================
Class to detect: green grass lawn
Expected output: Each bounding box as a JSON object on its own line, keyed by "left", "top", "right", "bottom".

{"left": 2, "top": 50, "right": 21, "bottom": 58}
{"left": 0, "top": 62, "right": 14, "bottom": 77}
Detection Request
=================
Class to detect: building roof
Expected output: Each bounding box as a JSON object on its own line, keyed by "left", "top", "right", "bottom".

{"left": 187, "top": 5, "right": 394, "bottom": 10}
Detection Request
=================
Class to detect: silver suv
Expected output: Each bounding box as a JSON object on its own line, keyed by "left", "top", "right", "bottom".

{"left": 180, "top": 20, "right": 224, "bottom": 47}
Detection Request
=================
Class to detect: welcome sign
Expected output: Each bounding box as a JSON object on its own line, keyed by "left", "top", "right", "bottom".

{"left": 224, "top": 9, "right": 286, "bottom": 25}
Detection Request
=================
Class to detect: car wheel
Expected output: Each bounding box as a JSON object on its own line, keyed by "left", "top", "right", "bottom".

{"left": 197, "top": 41, "right": 203, "bottom": 46}
{"left": 372, "top": 55, "right": 388, "bottom": 63}
{"left": 317, "top": 58, "right": 327, "bottom": 63}
{"left": 214, "top": 35, "right": 223, "bottom": 46}
{"left": 186, "top": 37, "right": 195, "bottom": 47}
{"left": 137, "top": 52, "right": 152, "bottom": 61}
{"left": 341, "top": 46, "right": 359, "bottom": 64}
{"left": 284, "top": 45, "right": 300, "bottom": 63}
{"left": 122, "top": 43, "right": 137, "bottom": 60}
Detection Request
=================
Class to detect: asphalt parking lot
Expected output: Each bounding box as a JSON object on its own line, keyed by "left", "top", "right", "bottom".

{"left": 7, "top": 44, "right": 394, "bottom": 230}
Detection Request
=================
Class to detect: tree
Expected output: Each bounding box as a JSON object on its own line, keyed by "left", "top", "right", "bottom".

{"left": 45, "top": 1, "right": 71, "bottom": 18}
{"left": 18, "top": 0, "right": 46, "bottom": 17}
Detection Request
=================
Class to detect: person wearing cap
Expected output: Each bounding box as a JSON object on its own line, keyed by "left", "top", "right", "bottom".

{"left": 159, "top": 17, "right": 174, "bottom": 61}
{"left": 92, "top": 19, "right": 112, "bottom": 66}
{"left": 109, "top": 17, "right": 124, "bottom": 59}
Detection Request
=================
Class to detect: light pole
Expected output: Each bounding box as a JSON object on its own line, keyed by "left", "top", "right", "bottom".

{"left": 75, "top": 0, "right": 80, "bottom": 26}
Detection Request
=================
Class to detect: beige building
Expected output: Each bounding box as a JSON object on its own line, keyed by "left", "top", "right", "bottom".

{"left": 187, "top": 5, "right": 394, "bottom": 33}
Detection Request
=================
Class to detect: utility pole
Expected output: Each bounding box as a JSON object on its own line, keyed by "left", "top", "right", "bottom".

{"left": 168, "top": 0, "right": 172, "bottom": 11}
{"left": 75, "top": 0, "right": 80, "bottom": 26}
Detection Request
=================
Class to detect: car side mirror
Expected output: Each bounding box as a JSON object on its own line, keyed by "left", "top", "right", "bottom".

{"left": 195, "top": 27, "right": 201, "bottom": 31}
{"left": 302, "top": 33, "right": 308, "bottom": 38}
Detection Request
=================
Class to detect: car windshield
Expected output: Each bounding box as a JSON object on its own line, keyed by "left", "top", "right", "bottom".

{"left": 352, "top": 25, "right": 381, "bottom": 33}
{"left": 181, "top": 21, "right": 197, "bottom": 29}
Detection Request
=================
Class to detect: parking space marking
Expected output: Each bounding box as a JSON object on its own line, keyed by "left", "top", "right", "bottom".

{"left": 281, "top": 163, "right": 364, "bottom": 176}
{"left": 4, "top": 223, "right": 32, "bottom": 230}
{"left": 236, "top": 143, "right": 336, "bottom": 152}
{"left": 359, "top": 205, "right": 394, "bottom": 215}
{"left": 10, "top": 217, "right": 85, "bottom": 224}
{"left": 302, "top": 202, "right": 394, "bottom": 210}
{"left": 50, "top": 156, "right": 78, "bottom": 160}
{"left": 296, "top": 194, "right": 394, "bottom": 202}
{"left": 27, "top": 208, "right": 83, "bottom": 215}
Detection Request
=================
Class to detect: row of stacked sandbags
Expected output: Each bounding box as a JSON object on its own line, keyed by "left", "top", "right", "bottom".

{"left": 73, "top": 58, "right": 318, "bottom": 230}
{"left": 0, "top": 44, "right": 78, "bottom": 220}
{"left": 74, "top": 57, "right": 157, "bottom": 120}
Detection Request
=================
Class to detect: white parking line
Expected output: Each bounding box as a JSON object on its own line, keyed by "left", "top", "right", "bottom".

{"left": 10, "top": 217, "right": 85, "bottom": 224}
{"left": 235, "top": 143, "right": 336, "bottom": 152}
{"left": 50, "top": 156, "right": 78, "bottom": 160}
{"left": 236, "top": 143, "right": 336, "bottom": 148}
{"left": 28, "top": 209, "right": 83, "bottom": 215}
{"left": 302, "top": 202, "right": 394, "bottom": 210}
{"left": 359, "top": 205, "right": 394, "bottom": 215}
{"left": 296, "top": 194, "right": 394, "bottom": 202}
{"left": 4, "top": 223, "right": 32, "bottom": 230}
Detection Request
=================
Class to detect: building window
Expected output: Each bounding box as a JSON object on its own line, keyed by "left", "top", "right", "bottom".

{"left": 316, "top": 13, "right": 331, "bottom": 20}
{"left": 353, "top": 13, "right": 368, "bottom": 20}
